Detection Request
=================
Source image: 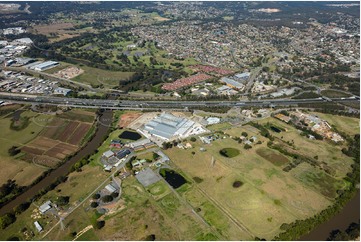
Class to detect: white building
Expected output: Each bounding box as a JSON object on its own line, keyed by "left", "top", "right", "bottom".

{"left": 206, "top": 117, "right": 220, "bottom": 125}
{"left": 39, "top": 200, "right": 52, "bottom": 214}
{"left": 34, "top": 221, "right": 43, "bottom": 232}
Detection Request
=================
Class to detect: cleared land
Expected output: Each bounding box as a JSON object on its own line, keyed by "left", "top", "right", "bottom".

{"left": 118, "top": 111, "right": 142, "bottom": 128}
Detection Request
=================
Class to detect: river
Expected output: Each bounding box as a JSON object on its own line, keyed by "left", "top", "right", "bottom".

{"left": 0, "top": 110, "right": 113, "bottom": 216}
{"left": 300, "top": 189, "right": 360, "bottom": 241}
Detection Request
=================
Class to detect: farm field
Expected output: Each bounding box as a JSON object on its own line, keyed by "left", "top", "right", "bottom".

{"left": 0, "top": 107, "right": 96, "bottom": 187}
{"left": 163, "top": 118, "right": 353, "bottom": 239}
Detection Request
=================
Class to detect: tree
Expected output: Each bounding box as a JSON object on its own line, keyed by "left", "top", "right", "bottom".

{"left": 102, "top": 195, "right": 113, "bottom": 203}
{"left": 152, "top": 152, "right": 160, "bottom": 160}
{"left": 8, "top": 146, "right": 20, "bottom": 156}
{"left": 0, "top": 213, "right": 16, "bottom": 229}
{"left": 94, "top": 220, "right": 105, "bottom": 230}
{"left": 241, "top": 132, "right": 248, "bottom": 137}
{"left": 92, "top": 193, "right": 100, "bottom": 199}
{"left": 144, "top": 234, "right": 156, "bottom": 241}
{"left": 244, "top": 144, "right": 252, "bottom": 150}
{"left": 190, "top": 137, "right": 197, "bottom": 142}
{"left": 346, "top": 222, "right": 360, "bottom": 239}
{"left": 13, "top": 202, "right": 30, "bottom": 215}
{"left": 111, "top": 192, "right": 119, "bottom": 198}
{"left": 56, "top": 196, "right": 70, "bottom": 206}
{"left": 90, "top": 202, "right": 98, "bottom": 208}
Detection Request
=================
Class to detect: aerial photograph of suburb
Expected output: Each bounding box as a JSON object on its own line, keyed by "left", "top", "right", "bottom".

{"left": 0, "top": 1, "right": 359, "bottom": 241}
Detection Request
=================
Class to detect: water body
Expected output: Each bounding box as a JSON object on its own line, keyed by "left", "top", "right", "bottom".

{"left": 0, "top": 110, "right": 113, "bottom": 216}
{"left": 300, "top": 190, "right": 360, "bottom": 241}
{"left": 270, "top": 126, "right": 281, "bottom": 133}
{"left": 160, "top": 168, "right": 187, "bottom": 189}
{"left": 119, "top": 130, "right": 141, "bottom": 141}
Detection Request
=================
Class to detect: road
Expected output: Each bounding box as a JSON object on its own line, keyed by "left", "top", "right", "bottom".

{"left": 0, "top": 92, "right": 359, "bottom": 110}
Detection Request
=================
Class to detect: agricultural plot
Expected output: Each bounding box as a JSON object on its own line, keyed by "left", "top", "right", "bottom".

{"left": 21, "top": 110, "right": 95, "bottom": 167}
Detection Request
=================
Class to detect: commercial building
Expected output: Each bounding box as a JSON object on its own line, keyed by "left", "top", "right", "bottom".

{"left": 102, "top": 150, "right": 115, "bottom": 159}
{"left": 54, "top": 87, "right": 72, "bottom": 96}
{"left": 235, "top": 72, "right": 251, "bottom": 80}
{"left": 30, "top": 61, "right": 59, "bottom": 71}
{"left": 127, "top": 138, "right": 155, "bottom": 151}
{"left": 143, "top": 113, "right": 196, "bottom": 141}
{"left": 220, "top": 77, "right": 245, "bottom": 90}
{"left": 116, "top": 148, "right": 131, "bottom": 159}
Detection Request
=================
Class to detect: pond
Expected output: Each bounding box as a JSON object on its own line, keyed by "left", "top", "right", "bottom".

{"left": 159, "top": 168, "right": 187, "bottom": 189}
{"left": 119, "top": 130, "right": 141, "bottom": 141}
{"left": 270, "top": 126, "right": 282, "bottom": 133}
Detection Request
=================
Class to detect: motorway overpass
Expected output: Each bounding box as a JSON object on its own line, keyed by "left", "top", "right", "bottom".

{"left": 0, "top": 92, "right": 359, "bottom": 110}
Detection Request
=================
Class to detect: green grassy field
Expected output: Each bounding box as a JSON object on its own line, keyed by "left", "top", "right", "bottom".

{"left": 320, "top": 89, "right": 352, "bottom": 98}
{"left": 71, "top": 64, "right": 134, "bottom": 88}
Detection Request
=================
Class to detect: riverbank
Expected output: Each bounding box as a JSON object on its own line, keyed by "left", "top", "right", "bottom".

{"left": 300, "top": 189, "right": 360, "bottom": 241}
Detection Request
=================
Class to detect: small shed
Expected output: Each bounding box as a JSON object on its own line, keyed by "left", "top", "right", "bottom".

{"left": 34, "top": 221, "right": 43, "bottom": 232}
{"left": 105, "top": 184, "right": 117, "bottom": 194}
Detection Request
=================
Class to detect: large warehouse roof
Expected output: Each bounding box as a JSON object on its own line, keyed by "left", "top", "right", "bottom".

{"left": 143, "top": 113, "right": 195, "bottom": 140}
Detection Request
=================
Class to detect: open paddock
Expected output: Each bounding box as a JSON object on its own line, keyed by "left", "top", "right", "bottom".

{"left": 256, "top": 147, "right": 289, "bottom": 167}
{"left": 164, "top": 132, "right": 335, "bottom": 239}
{"left": 0, "top": 157, "right": 46, "bottom": 186}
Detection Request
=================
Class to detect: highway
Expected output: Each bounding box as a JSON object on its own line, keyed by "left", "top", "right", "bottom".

{"left": 0, "top": 92, "right": 359, "bottom": 110}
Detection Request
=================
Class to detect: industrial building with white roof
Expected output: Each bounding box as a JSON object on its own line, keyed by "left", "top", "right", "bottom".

{"left": 140, "top": 112, "right": 207, "bottom": 143}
